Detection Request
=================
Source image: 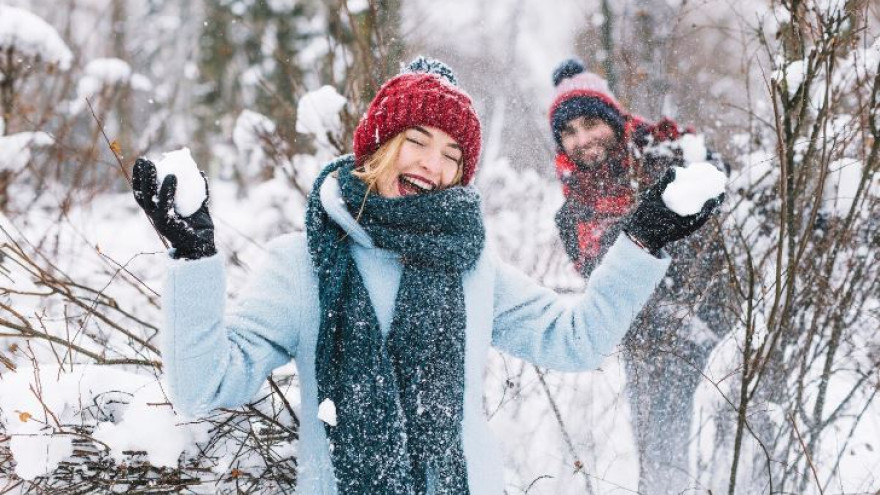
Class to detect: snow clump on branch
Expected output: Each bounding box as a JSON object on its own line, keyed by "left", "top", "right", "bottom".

{"left": 0, "top": 5, "right": 73, "bottom": 71}
{"left": 0, "top": 132, "right": 54, "bottom": 171}
{"left": 0, "top": 365, "right": 207, "bottom": 479}
{"left": 296, "top": 85, "right": 347, "bottom": 151}
{"left": 69, "top": 58, "right": 152, "bottom": 114}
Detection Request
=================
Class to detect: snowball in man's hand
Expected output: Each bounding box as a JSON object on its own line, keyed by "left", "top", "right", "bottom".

{"left": 152, "top": 147, "right": 206, "bottom": 217}
{"left": 662, "top": 162, "right": 727, "bottom": 216}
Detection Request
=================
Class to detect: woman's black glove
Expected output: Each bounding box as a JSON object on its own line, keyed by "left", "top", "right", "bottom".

{"left": 622, "top": 167, "right": 724, "bottom": 254}
{"left": 132, "top": 158, "right": 217, "bottom": 260}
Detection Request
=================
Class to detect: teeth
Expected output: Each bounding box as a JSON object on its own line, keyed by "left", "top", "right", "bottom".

{"left": 401, "top": 175, "right": 434, "bottom": 192}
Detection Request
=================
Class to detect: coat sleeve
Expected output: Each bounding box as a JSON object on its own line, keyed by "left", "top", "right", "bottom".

{"left": 491, "top": 233, "right": 671, "bottom": 371}
{"left": 162, "top": 235, "right": 311, "bottom": 417}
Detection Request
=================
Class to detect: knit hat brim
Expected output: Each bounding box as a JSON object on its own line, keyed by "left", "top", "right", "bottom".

{"left": 550, "top": 91, "right": 626, "bottom": 149}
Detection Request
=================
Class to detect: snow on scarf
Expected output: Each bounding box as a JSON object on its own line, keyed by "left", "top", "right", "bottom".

{"left": 306, "top": 155, "right": 485, "bottom": 494}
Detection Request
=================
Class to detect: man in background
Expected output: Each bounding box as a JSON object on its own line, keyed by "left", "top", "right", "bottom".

{"left": 548, "top": 57, "right": 733, "bottom": 494}
{"left": 549, "top": 57, "right": 687, "bottom": 275}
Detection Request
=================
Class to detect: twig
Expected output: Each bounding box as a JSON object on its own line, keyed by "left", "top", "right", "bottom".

{"left": 533, "top": 366, "right": 596, "bottom": 495}
{"left": 788, "top": 412, "right": 824, "bottom": 495}
{"left": 85, "top": 97, "right": 169, "bottom": 249}
{"left": 268, "top": 376, "right": 300, "bottom": 431}
{"left": 85, "top": 97, "right": 129, "bottom": 184}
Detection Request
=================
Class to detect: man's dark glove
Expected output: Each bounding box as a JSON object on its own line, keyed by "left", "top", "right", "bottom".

{"left": 132, "top": 158, "right": 217, "bottom": 260}
{"left": 622, "top": 167, "right": 724, "bottom": 254}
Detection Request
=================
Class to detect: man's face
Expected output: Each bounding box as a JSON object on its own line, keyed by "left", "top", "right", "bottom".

{"left": 559, "top": 116, "right": 618, "bottom": 171}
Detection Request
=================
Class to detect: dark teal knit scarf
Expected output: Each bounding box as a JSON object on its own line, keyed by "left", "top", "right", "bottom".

{"left": 306, "top": 155, "right": 485, "bottom": 494}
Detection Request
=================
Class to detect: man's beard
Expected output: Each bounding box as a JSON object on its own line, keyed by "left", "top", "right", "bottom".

{"left": 568, "top": 142, "right": 628, "bottom": 187}
{"left": 569, "top": 145, "right": 609, "bottom": 170}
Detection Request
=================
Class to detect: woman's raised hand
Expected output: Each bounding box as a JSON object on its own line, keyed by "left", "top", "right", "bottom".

{"left": 131, "top": 158, "right": 217, "bottom": 260}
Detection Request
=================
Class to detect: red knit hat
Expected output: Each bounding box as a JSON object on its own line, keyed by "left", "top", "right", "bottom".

{"left": 353, "top": 57, "right": 482, "bottom": 185}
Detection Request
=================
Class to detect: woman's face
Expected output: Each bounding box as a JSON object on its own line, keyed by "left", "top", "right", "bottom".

{"left": 375, "top": 126, "right": 463, "bottom": 198}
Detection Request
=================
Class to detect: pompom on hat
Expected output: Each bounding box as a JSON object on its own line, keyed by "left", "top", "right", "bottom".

{"left": 353, "top": 56, "right": 482, "bottom": 185}
{"left": 549, "top": 58, "right": 627, "bottom": 148}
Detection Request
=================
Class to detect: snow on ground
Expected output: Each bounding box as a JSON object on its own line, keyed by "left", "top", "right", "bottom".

{"left": 0, "top": 364, "right": 204, "bottom": 479}
{"left": 92, "top": 376, "right": 210, "bottom": 468}
{"left": 486, "top": 351, "right": 640, "bottom": 494}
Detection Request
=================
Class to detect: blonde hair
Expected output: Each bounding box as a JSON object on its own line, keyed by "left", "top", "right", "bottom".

{"left": 354, "top": 130, "right": 464, "bottom": 192}
{"left": 354, "top": 133, "right": 407, "bottom": 191}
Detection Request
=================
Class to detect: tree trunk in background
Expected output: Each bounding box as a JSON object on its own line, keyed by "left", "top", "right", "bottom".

{"left": 376, "top": 0, "right": 404, "bottom": 82}
{"left": 111, "top": 0, "right": 133, "bottom": 170}
{"left": 601, "top": 0, "right": 617, "bottom": 93}
{"left": 619, "top": 0, "right": 673, "bottom": 118}
{"left": 270, "top": 13, "right": 301, "bottom": 148}
{"left": 0, "top": 48, "right": 12, "bottom": 136}
{"left": 344, "top": 0, "right": 404, "bottom": 115}
{"left": 194, "top": 0, "right": 234, "bottom": 169}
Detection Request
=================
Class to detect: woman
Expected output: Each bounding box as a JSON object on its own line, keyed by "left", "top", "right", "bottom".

{"left": 132, "top": 58, "right": 720, "bottom": 494}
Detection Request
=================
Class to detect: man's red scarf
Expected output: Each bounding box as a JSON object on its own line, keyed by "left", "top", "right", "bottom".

{"left": 555, "top": 152, "right": 633, "bottom": 267}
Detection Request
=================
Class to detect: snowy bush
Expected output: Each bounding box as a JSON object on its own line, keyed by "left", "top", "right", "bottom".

{"left": 68, "top": 58, "right": 152, "bottom": 115}
{"left": 691, "top": 4, "right": 880, "bottom": 494}
{"left": 0, "top": 1, "right": 878, "bottom": 494}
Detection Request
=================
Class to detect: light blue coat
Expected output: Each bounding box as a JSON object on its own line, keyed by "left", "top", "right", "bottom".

{"left": 162, "top": 176, "right": 671, "bottom": 494}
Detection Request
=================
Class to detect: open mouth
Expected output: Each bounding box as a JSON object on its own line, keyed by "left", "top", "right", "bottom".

{"left": 397, "top": 174, "right": 437, "bottom": 196}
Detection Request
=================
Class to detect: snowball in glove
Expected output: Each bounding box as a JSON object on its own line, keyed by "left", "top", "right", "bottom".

{"left": 623, "top": 166, "right": 725, "bottom": 254}
{"left": 662, "top": 161, "right": 727, "bottom": 216}
{"left": 131, "top": 157, "right": 216, "bottom": 260}
{"left": 152, "top": 148, "right": 207, "bottom": 217}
